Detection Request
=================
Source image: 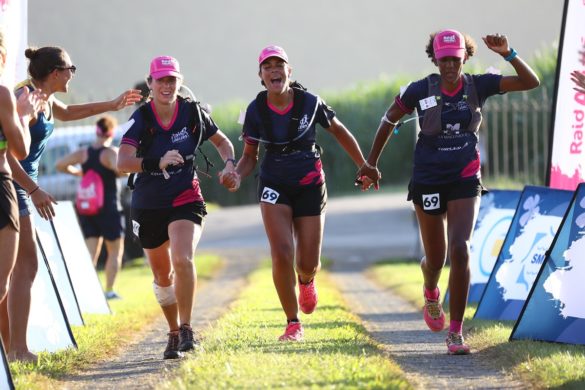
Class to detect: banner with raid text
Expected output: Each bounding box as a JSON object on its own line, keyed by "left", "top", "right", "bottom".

{"left": 511, "top": 183, "right": 585, "bottom": 345}
{"left": 474, "top": 186, "right": 573, "bottom": 321}
{"left": 548, "top": 0, "right": 585, "bottom": 190}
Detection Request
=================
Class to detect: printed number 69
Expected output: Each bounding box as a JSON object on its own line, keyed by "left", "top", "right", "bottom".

{"left": 424, "top": 196, "right": 439, "bottom": 208}
{"left": 262, "top": 191, "right": 278, "bottom": 202}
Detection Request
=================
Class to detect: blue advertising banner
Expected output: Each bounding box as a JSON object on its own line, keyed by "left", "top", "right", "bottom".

{"left": 511, "top": 183, "right": 585, "bottom": 345}
{"left": 468, "top": 190, "right": 521, "bottom": 302}
{"left": 474, "top": 186, "right": 573, "bottom": 321}
{"left": 445, "top": 190, "right": 521, "bottom": 305}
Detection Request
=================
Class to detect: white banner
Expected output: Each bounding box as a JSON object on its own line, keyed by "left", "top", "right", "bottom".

{"left": 549, "top": 0, "right": 585, "bottom": 190}
{"left": 0, "top": 0, "right": 27, "bottom": 87}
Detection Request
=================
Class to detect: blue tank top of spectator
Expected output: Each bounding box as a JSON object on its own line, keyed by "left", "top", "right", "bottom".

{"left": 242, "top": 90, "right": 335, "bottom": 187}
{"left": 16, "top": 84, "right": 55, "bottom": 182}
{"left": 81, "top": 146, "right": 121, "bottom": 211}
{"left": 121, "top": 99, "right": 218, "bottom": 209}
{"left": 396, "top": 73, "right": 502, "bottom": 184}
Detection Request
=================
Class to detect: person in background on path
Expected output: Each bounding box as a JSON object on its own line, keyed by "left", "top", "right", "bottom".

{"left": 0, "top": 29, "right": 42, "bottom": 349}
{"left": 56, "top": 115, "right": 126, "bottom": 300}
{"left": 117, "top": 56, "right": 237, "bottom": 359}
{"left": 220, "top": 45, "right": 379, "bottom": 342}
{"left": 357, "top": 30, "right": 539, "bottom": 354}
{"left": 1, "top": 45, "right": 141, "bottom": 362}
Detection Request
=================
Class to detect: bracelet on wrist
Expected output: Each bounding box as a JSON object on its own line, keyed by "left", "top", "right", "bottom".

{"left": 225, "top": 158, "right": 237, "bottom": 166}
{"left": 141, "top": 158, "right": 160, "bottom": 173}
{"left": 29, "top": 185, "right": 40, "bottom": 196}
{"left": 381, "top": 114, "right": 399, "bottom": 126}
{"left": 504, "top": 48, "right": 518, "bottom": 62}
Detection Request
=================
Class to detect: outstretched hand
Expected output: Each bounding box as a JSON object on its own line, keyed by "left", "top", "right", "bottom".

{"left": 571, "top": 70, "right": 585, "bottom": 94}
{"left": 112, "top": 89, "right": 143, "bottom": 111}
{"left": 482, "top": 34, "right": 510, "bottom": 56}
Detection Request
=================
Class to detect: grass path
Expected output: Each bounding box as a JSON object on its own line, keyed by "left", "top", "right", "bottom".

{"left": 368, "top": 261, "right": 585, "bottom": 389}
{"left": 160, "top": 266, "right": 410, "bottom": 389}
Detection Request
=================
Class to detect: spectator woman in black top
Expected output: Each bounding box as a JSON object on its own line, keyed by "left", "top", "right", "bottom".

{"left": 56, "top": 115, "right": 126, "bottom": 300}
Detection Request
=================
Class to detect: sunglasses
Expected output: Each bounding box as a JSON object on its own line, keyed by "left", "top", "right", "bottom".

{"left": 54, "top": 65, "right": 77, "bottom": 74}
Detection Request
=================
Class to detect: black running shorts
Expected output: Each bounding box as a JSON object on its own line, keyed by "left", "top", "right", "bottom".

{"left": 408, "top": 178, "right": 486, "bottom": 215}
{"left": 257, "top": 178, "right": 327, "bottom": 217}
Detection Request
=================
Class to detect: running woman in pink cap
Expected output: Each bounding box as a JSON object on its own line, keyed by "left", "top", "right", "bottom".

{"left": 118, "top": 56, "right": 237, "bottom": 359}
{"left": 2, "top": 45, "right": 141, "bottom": 362}
{"left": 220, "top": 45, "right": 379, "bottom": 341}
{"left": 358, "top": 30, "right": 539, "bottom": 354}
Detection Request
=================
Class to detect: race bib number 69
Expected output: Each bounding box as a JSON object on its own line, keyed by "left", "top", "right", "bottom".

{"left": 422, "top": 193, "right": 440, "bottom": 211}
{"left": 261, "top": 187, "right": 280, "bottom": 204}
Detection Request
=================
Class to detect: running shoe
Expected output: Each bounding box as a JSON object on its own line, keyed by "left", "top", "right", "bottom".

{"left": 278, "top": 322, "right": 304, "bottom": 341}
{"left": 178, "top": 323, "right": 197, "bottom": 352}
{"left": 298, "top": 277, "right": 318, "bottom": 314}
{"left": 163, "top": 331, "right": 183, "bottom": 359}
{"left": 446, "top": 332, "right": 471, "bottom": 355}
{"left": 105, "top": 291, "right": 122, "bottom": 300}
{"left": 423, "top": 287, "right": 445, "bottom": 332}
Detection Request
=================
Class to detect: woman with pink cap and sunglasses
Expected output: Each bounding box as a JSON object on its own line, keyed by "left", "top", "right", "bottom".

{"left": 118, "top": 56, "right": 237, "bottom": 359}
{"left": 221, "top": 45, "right": 379, "bottom": 342}
{"left": 358, "top": 30, "right": 539, "bottom": 354}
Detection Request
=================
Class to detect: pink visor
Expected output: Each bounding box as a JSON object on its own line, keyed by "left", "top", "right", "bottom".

{"left": 258, "top": 45, "right": 288, "bottom": 64}
{"left": 433, "top": 30, "right": 466, "bottom": 60}
{"left": 149, "top": 55, "right": 182, "bottom": 80}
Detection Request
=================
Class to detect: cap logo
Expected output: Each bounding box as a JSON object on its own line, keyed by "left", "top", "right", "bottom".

{"left": 160, "top": 59, "right": 174, "bottom": 66}
{"left": 443, "top": 34, "right": 457, "bottom": 44}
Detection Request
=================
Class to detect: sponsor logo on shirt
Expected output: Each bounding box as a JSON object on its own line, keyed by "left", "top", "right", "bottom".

{"left": 172, "top": 127, "right": 190, "bottom": 144}
{"left": 298, "top": 114, "right": 309, "bottom": 131}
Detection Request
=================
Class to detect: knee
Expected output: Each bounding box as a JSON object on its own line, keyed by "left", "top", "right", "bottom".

{"left": 449, "top": 241, "right": 470, "bottom": 265}
{"left": 270, "top": 242, "right": 294, "bottom": 265}
{"left": 171, "top": 253, "right": 194, "bottom": 274}
{"left": 153, "top": 282, "right": 176, "bottom": 307}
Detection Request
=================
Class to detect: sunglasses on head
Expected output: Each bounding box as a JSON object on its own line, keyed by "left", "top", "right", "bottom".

{"left": 54, "top": 65, "right": 77, "bottom": 74}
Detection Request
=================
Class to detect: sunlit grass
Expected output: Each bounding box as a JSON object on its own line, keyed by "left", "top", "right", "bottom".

{"left": 10, "top": 254, "right": 222, "bottom": 390}
{"left": 161, "top": 266, "right": 411, "bottom": 389}
{"left": 369, "top": 260, "right": 585, "bottom": 388}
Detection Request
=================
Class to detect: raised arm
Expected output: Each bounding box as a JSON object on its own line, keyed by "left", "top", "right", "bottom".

{"left": 52, "top": 89, "right": 142, "bottom": 122}
{"left": 482, "top": 34, "right": 540, "bottom": 92}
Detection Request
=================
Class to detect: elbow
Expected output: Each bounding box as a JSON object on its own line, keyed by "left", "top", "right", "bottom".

{"left": 528, "top": 75, "right": 540, "bottom": 90}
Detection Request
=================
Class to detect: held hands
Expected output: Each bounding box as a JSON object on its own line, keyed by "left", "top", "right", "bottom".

{"left": 112, "top": 89, "right": 143, "bottom": 111}
{"left": 482, "top": 33, "right": 510, "bottom": 56}
{"left": 356, "top": 162, "right": 381, "bottom": 191}
{"left": 219, "top": 161, "right": 241, "bottom": 192}
{"left": 571, "top": 70, "right": 585, "bottom": 94}
{"left": 31, "top": 187, "right": 57, "bottom": 220}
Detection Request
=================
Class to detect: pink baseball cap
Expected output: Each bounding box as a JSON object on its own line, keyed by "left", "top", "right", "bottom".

{"left": 433, "top": 30, "right": 466, "bottom": 60}
{"left": 258, "top": 45, "right": 288, "bottom": 65}
{"left": 149, "top": 55, "right": 182, "bottom": 80}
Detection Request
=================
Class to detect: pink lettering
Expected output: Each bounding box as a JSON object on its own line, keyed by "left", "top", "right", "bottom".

{"left": 571, "top": 110, "right": 584, "bottom": 154}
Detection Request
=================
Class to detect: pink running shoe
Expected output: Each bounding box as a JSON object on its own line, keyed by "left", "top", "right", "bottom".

{"left": 423, "top": 287, "right": 445, "bottom": 332}
{"left": 298, "top": 277, "right": 318, "bottom": 314}
{"left": 278, "top": 322, "right": 304, "bottom": 341}
{"left": 446, "top": 332, "right": 471, "bottom": 355}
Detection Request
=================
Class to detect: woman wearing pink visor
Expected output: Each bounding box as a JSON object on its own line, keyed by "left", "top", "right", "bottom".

{"left": 358, "top": 30, "right": 539, "bottom": 354}
{"left": 221, "top": 45, "right": 379, "bottom": 341}
{"left": 118, "top": 56, "right": 237, "bottom": 359}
